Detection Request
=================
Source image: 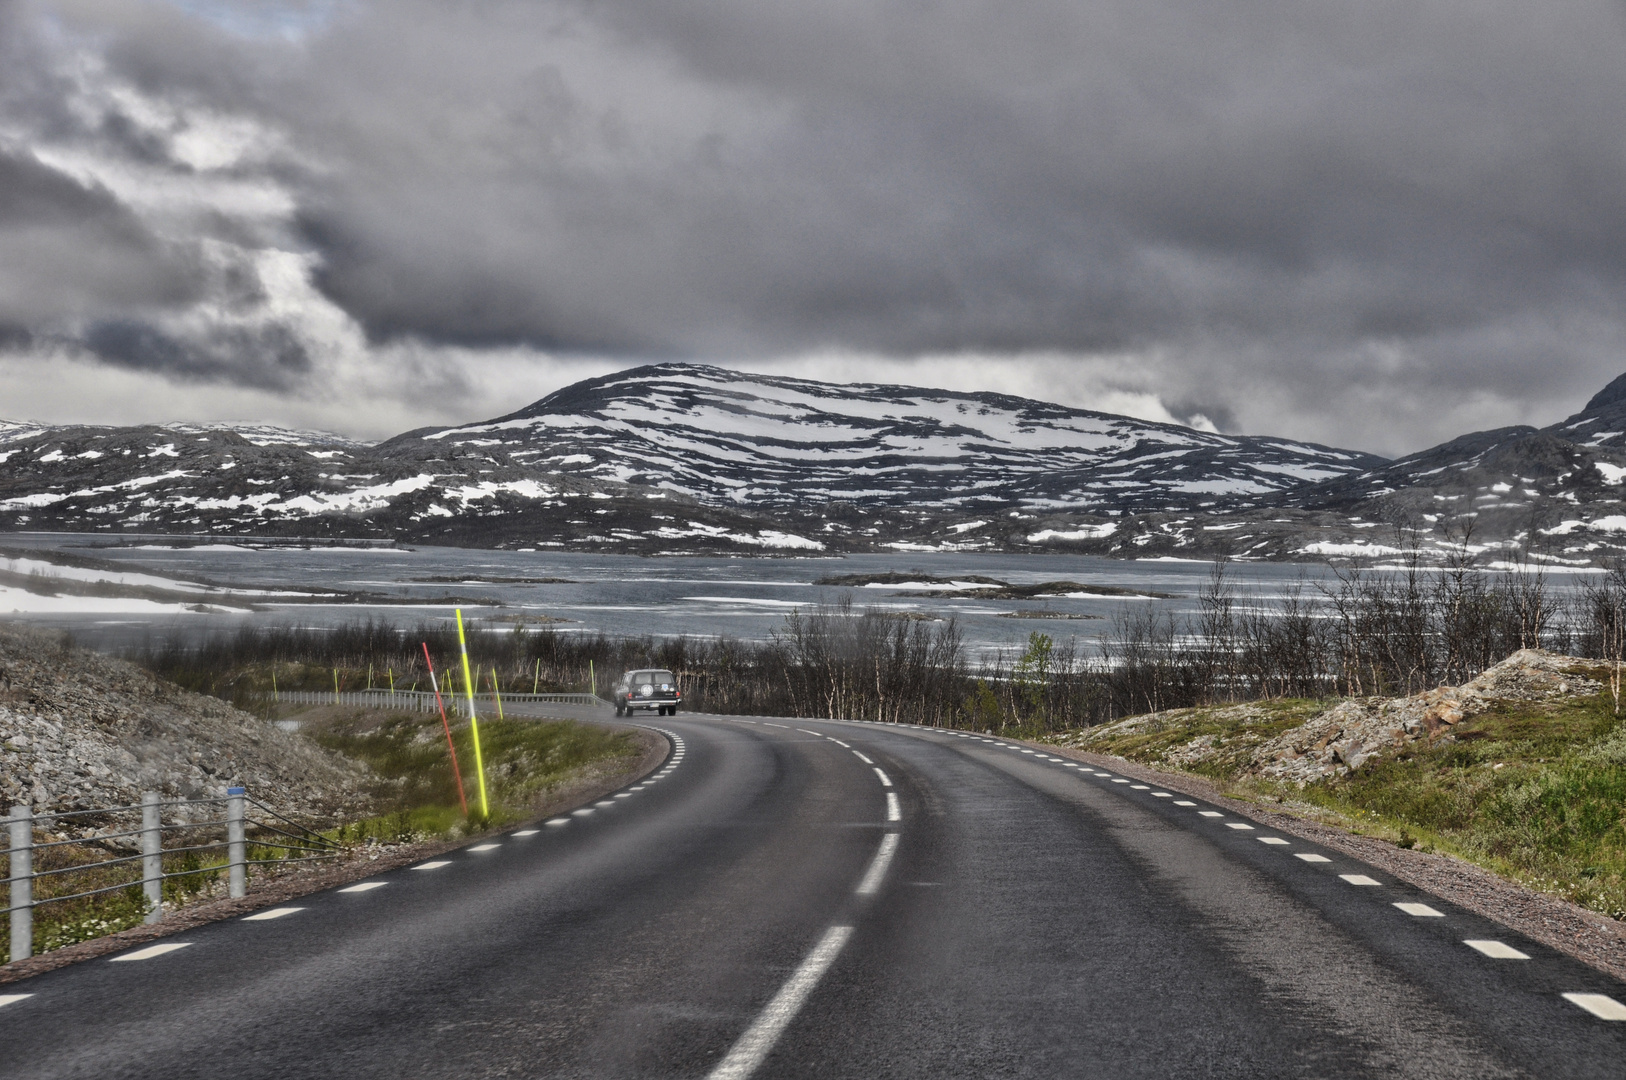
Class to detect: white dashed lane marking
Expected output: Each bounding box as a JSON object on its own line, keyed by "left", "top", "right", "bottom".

{"left": 0, "top": 994, "right": 33, "bottom": 1009}
{"left": 412, "top": 860, "right": 452, "bottom": 871}
{"left": 110, "top": 943, "right": 191, "bottom": 962}
{"left": 1341, "top": 874, "right": 1381, "bottom": 886}
{"left": 1563, "top": 993, "right": 1626, "bottom": 1020}
{"left": 339, "top": 882, "right": 387, "bottom": 893}
{"left": 873, "top": 768, "right": 893, "bottom": 787}
{"left": 856, "top": 834, "right": 901, "bottom": 896}
{"left": 1111, "top": 779, "right": 1131, "bottom": 785}
{"left": 614, "top": 793, "right": 631, "bottom": 799}
{"left": 854, "top": 752, "right": 875, "bottom": 765}
{"left": 1295, "top": 853, "right": 1332, "bottom": 863}
{"left": 886, "top": 792, "right": 901, "bottom": 821}
{"left": 1199, "top": 811, "right": 1224, "bottom": 818}
{"left": 1394, "top": 902, "right": 1445, "bottom": 917}
{"left": 242, "top": 907, "right": 304, "bottom": 922}
{"left": 1130, "top": 784, "right": 1150, "bottom": 790}
{"left": 706, "top": 925, "right": 855, "bottom": 1080}
{"left": 546, "top": 818, "right": 569, "bottom": 826}
{"left": 1225, "top": 823, "right": 1255, "bottom": 831}
{"left": 513, "top": 829, "right": 539, "bottom": 836}
{"left": 1152, "top": 792, "right": 1172, "bottom": 797}
{"left": 1258, "top": 837, "right": 1289, "bottom": 846}
{"left": 1174, "top": 800, "right": 1196, "bottom": 806}
{"left": 1465, "top": 940, "right": 1530, "bottom": 959}
{"left": 469, "top": 843, "right": 502, "bottom": 852}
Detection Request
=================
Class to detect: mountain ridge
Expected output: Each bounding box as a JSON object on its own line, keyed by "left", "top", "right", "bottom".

{"left": 4, "top": 362, "right": 1626, "bottom": 564}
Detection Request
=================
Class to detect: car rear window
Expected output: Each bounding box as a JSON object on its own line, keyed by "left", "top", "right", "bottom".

{"left": 633, "top": 670, "right": 676, "bottom": 685}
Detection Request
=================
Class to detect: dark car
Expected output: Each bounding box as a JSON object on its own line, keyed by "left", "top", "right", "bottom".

{"left": 613, "top": 669, "right": 682, "bottom": 716}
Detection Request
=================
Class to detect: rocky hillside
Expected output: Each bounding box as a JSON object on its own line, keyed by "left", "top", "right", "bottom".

{"left": 0, "top": 622, "right": 369, "bottom": 817}
{"left": 1058, "top": 649, "right": 1604, "bottom": 785}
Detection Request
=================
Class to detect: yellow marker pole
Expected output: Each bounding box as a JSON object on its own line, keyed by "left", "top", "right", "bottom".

{"left": 271, "top": 668, "right": 278, "bottom": 703}
{"left": 533, "top": 658, "right": 540, "bottom": 695}
{"left": 589, "top": 659, "right": 595, "bottom": 696}
{"left": 367, "top": 663, "right": 373, "bottom": 690}
{"left": 490, "top": 665, "right": 505, "bottom": 720}
{"left": 333, "top": 668, "right": 340, "bottom": 705}
{"left": 455, "top": 609, "right": 490, "bottom": 818}
{"left": 388, "top": 668, "right": 395, "bottom": 698}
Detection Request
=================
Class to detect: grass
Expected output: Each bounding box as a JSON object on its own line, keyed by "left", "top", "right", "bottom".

{"left": 1059, "top": 689, "right": 1626, "bottom": 920}
{"left": 301, "top": 705, "right": 640, "bottom": 837}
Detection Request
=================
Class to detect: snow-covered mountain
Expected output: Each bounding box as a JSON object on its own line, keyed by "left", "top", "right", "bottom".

{"left": 408, "top": 364, "right": 1384, "bottom": 513}
{"left": 7, "top": 362, "right": 1626, "bottom": 563}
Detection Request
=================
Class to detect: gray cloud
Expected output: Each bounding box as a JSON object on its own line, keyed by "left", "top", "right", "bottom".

{"left": 5, "top": 0, "right": 1626, "bottom": 454}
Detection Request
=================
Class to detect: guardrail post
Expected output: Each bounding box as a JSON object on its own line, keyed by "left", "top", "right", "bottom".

{"left": 8, "top": 805, "right": 32, "bottom": 962}
{"left": 142, "top": 791, "right": 163, "bottom": 923}
{"left": 226, "top": 788, "right": 246, "bottom": 899}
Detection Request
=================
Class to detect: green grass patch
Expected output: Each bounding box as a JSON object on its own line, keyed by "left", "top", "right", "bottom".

{"left": 304, "top": 707, "right": 640, "bottom": 838}
{"left": 1065, "top": 690, "right": 1626, "bottom": 920}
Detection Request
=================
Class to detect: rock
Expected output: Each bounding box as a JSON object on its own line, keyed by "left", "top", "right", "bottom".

{"left": 0, "top": 621, "right": 370, "bottom": 819}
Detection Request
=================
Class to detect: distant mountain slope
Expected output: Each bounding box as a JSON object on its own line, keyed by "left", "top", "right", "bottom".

{"left": 9, "top": 362, "right": 1626, "bottom": 564}
{"left": 408, "top": 364, "right": 1386, "bottom": 513}
{"left": 1280, "top": 381, "right": 1626, "bottom": 562}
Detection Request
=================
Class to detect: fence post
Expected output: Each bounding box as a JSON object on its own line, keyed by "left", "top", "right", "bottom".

{"left": 8, "top": 805, "right": 32, "bottom": 963}
{"left": 142, "top": 791, "right": 163, "bottom": 924}
{"left": 226, "top": 788, "right": 246, "bottom": 899}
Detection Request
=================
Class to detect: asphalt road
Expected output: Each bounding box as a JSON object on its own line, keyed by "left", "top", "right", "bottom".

{"left": 4, "top": 714, "right": 1626, "bottom": 1079}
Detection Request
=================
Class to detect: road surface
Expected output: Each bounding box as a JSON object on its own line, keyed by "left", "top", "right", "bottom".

{"left": 3, "top": 714, "right": 1625, "bottom": 1078}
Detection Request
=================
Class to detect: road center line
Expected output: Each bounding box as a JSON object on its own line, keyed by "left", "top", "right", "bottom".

{"left": 856, "top": 833, "right": 900, "bottom": 895}
{"left": 706, "top": 924, "right": 855, "bottom": 1080}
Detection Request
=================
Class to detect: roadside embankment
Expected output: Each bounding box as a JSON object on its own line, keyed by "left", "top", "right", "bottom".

{"left": 0, "top": 622, "right": 370, "bottom": 817}
{"left": 1041, "top": 648, "right": 1626, "bottom": 980}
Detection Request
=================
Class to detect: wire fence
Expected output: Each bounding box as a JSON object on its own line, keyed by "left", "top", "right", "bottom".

{"left": 4, "top": 789, "right": 346, "bottom": 964}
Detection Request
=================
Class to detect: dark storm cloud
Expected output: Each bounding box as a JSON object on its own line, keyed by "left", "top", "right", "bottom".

{"left": 8, "top": 0, "right": 1626, "bottom": 450}
{"left": 0, "top": 147, "right": 203, "bottom": 324}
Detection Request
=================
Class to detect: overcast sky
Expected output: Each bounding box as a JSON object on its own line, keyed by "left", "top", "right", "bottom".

{"left": 2, "top": 0, "right": 1624, "bottom": 455}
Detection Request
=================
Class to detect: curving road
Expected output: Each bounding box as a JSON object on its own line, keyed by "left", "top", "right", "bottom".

{"left": 3, "top": 714, "right": 1625, "bottom": 1078}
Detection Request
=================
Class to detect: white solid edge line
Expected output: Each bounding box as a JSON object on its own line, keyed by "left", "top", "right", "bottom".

{"left": 412, "top": 860, "right": 453, "bottom": 870}
{"left": 886, "top": 792, "right": 901, "bottom": 822}
{"left": 856, "top": 833, "right": 900, "bottom": 896}
{"left": 0, "top": 994, "right": 33, "bottom": 1008}
{"left": 110, "top": 942, "right": 192, "bottom": 961}
{"left": 873, "top": 768, "right": 893, "bottom": 788}
{"left": 1563, "top": 992, "right": 1626, "bottom": 1020}
{"left": 706, "top": 925, "right": 855, "bottom": 1080}
{"left": 242, "top": 907, "right": 305, "bottom": 921}
{"left": 1464, "top": 939, "right": 1530, "bottom": 959}
{"left": 339, "top": 882, "right": 387, "bottom": 893}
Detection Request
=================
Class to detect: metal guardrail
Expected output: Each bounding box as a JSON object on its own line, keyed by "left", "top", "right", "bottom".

{"left": 5, "top": 789, "right": 344, "bottom": 963}
{"left": 267, "top": 689, "right": 613, "bottom": 712}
